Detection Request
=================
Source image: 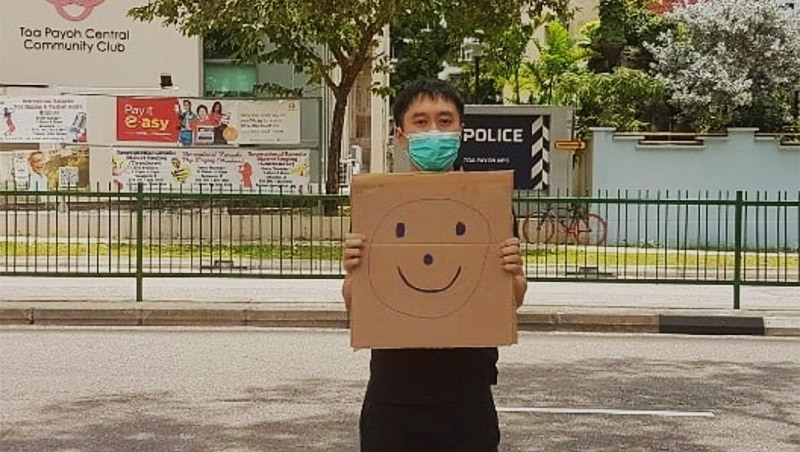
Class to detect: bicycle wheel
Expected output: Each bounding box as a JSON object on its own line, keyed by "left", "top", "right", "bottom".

{"left": 521, "top": 217, "right": 536, "bottom": 243}
{"left": 542, "top": 215, "right": 559, "bottom": 244}
{"left": 521, "top": 216, "right": 556, "bottom": 244}
{"left": 573, "top": 213, "right": 608, "bottom": 246}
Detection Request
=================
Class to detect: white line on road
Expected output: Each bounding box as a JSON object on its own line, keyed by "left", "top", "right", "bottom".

{"left": 496, "top": 407, "right": 715, "bottom": 417}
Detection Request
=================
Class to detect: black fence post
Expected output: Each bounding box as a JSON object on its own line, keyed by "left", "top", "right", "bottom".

{"left": 136, "top": 183, "right": 144, "bottom": 302}
{"left": 733, "top": 190, "right": 743, "bottom": 309}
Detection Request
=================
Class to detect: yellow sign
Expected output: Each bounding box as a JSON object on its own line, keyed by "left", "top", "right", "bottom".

{"left": 554, "top": 140, "right": 587, "bottom": 151}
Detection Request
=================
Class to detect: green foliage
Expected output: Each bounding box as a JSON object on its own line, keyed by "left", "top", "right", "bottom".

{"left": 448, "top": 65, "right": 505, "bottom": 104}
{"left": 389, "top": 0, "right": 574, "bottom": 103}
{"left": 130, "top": 0, "right": 399, "bottom": 99}
{"left": 390, "top": 19, "right": 452, "bottom": 95}
{"left": 586, "top": 0, "right": 674, "bottom": 72}
{"left": 559, "top": 67, "right": 666, "bottom": 136}
{"left": 481, "top": 19, "right": 535, "bottom": 104}
{"left": 524, "top": 21, "right": 588, "bottom": 105}
{"left": 129, "top": 0, "right": 401, "bottom": 194}
{"left": 648, "top": 0, "right": 800, "bottom": 132}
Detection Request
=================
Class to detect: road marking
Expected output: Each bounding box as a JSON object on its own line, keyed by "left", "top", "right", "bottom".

{"left": 496, "top": 407, "right": 715, "bottom": 417}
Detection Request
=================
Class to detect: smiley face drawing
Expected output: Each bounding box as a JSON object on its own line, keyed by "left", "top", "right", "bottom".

{"left": 367, "top": 198, "right": 491, "bottom": 319}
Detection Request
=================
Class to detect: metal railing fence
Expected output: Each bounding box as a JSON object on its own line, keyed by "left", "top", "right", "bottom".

{"left": 2, "top": 185, "right": 797, "bottom": 307}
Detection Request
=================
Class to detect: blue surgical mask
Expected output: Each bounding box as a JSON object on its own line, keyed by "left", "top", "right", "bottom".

{"left": 406, "top": 131, "right": 461, "bottom": 172}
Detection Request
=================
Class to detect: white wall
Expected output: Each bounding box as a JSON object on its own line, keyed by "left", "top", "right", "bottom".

{"left": 590, "top": 128, "right": 800, "bottom": 249}
{"left": 0, "top": 0, "right": 201, "bottom": 94}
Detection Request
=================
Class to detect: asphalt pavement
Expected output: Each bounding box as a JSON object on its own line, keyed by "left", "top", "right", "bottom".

{"left": 1, "top": 327, "right": 798, "bottom": 451}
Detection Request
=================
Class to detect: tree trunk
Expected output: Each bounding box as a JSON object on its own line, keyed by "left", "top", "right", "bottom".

{"left": 325, "top": 94, "right": 348, "bottom": 195}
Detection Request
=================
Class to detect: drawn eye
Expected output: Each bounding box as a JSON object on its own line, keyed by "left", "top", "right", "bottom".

{"left": 396, "top": 222, "right": 405, "bottom": 238}
{"left": 456, "top": 221, "right": 466, "bottom": 236}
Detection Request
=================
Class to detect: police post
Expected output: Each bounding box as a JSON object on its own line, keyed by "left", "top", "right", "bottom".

{"left": 460, "top": 106, "right": 575, "bottom": 192}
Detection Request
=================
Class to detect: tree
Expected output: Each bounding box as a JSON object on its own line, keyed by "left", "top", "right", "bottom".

{"left": 390, "top": 1, "right": 573, "bottom": 104}
{"left": 390, "top": 19, "right": 451, "bottom": 96}
{"left": 131, "top": 0, "right": 571, "bottom": 194}
{"left": 482, "top": 19, "right": 534, "bottom": 104}
{"left": 647, "top": 0, "right": 800, "bottom": 131}
{"left": 524, "top": 21, "right": 587, "bottom": 105}
{"left": 586, "top": 0, "right": 674, "bottom": 73}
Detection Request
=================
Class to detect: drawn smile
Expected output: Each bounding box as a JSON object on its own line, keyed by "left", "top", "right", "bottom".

{"left": 397, "top": 266, "right": 462, "bottom": 294}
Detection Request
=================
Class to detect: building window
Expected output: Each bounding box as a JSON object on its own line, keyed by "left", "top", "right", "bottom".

{"left": 204, "top": 62, "right": 257, "bottom": 97}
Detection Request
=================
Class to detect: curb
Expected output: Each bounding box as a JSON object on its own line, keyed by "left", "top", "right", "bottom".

{"left": 1, "top": 306, "right": 797, "bottom": 336}
{"left": 658, "top": 315, "right": 764, "bottom": 335}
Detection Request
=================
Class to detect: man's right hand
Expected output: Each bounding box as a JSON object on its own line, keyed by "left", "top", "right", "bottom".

{"left": 342, "top": 233, "right": 365, "bottom": 313}
{"left": 343, "top": 233, "right": 366, "bottom": 274}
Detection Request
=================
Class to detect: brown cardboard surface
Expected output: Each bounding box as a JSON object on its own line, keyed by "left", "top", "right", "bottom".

{"left": 350, "top": 171, "right": 517, "bottom": 349}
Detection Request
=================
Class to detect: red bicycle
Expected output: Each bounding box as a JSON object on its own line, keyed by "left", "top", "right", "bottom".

{"left": 521, "top": 203, "right": 607, "bottom": 246}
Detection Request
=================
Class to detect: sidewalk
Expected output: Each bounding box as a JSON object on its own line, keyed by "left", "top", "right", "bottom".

{"left": 1, "top": 277, "right": 798, "bottom": 336}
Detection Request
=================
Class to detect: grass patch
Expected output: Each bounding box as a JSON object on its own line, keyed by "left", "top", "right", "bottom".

{"left": 522, "top": 246, "right": 798, "bottom": 269}
{"left": 0, "top": 240, "right": 342, "bottom": 260}
{"left": 2, "top": 240, "right": 797, "bottom": 270}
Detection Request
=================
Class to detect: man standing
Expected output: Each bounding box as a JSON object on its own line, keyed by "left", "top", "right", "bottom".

{"left": 342, "top": 79, "right": 526, "bottom": 452}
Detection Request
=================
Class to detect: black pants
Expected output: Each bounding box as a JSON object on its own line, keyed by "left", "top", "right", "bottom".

{"left": 360, "top": 390, "right": 499, "bottom": 452}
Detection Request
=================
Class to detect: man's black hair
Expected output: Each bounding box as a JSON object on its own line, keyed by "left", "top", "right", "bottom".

{"left": 392, "top": 78, "right": 464, "bottom": 128}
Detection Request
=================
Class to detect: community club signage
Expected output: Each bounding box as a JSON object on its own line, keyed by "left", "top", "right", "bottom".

{"left": 116, "top": 97, "right": 301, "bottom": 145}
{"left": 0, "top": 0, "right": 201, "bottom": 91}
{"left": 110, "top": 148, "right": 311, "bottom": 192}
{"left": 0, "top": 96, "right": 88, "bottom": 143}
{"left": 460, "top": 114, "right": 551, "bottom": 190}
{"left": 18, "top": 24, "right": 129, "bottom": 54}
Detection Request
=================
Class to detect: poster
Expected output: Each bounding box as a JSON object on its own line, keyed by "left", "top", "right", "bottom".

{"left": 111, "top": 148, "right": 310, "bottom": 192}
{"left": 237, "top": 99, "right": 301, "bottom": 144}
{"left": 0, "top": 96, "right": 88, "bottom": 143}
{"left": 0, "top": 146, "right": 90, "bottom": 191}
{"left": 117, "top": 97, "right": 301, "bottom": 146}
{"left": 117, "top": 97, "right": 180, "bottom": 142}
{"left": 175, "top": 98, "right": 239, "bottom": 146}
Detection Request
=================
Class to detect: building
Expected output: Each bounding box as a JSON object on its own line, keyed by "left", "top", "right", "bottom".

{"left": 0, "top": 0, "right": 388, "bottom": 192}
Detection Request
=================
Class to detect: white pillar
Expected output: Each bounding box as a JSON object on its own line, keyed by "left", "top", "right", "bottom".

{"left": 369, "top": 25, "right": 391, "bottom": 173}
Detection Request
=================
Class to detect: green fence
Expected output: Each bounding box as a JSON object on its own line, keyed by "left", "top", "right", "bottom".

{"left": 2, "top": 185, "right": 798, "bottom": 307}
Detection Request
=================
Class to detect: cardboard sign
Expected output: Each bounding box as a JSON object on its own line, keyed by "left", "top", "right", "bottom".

{"left": 350, "top": 171, "right": 517, "bottom": 349}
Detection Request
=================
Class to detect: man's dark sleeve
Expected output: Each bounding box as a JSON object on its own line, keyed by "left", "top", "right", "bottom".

{"left": 512, "top": 207, "right": 519, "bottom": 239}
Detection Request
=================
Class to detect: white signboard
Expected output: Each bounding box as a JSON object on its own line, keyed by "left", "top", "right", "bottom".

{"left": 0, "top": 0, "right": 201, "bottom": 92}
{"left": 237, "top": 100, "right": 301, "bottom": 144}
{"left": 111, "top": 148, "right": 311, "bottom": 192}
{"left": 0, "top": 96, "right": 88, "bottom": 143}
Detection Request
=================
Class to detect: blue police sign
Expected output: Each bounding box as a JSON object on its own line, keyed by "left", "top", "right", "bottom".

{"left": 460, "top": 113, "right": 550, "bottom": 190}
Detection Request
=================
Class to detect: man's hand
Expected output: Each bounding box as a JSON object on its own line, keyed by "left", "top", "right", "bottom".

{"left": 342, "top": 233, "right": 366, "bottom": 313}
{"left": 500, "top": 237, "right": 527, "bottom": 309}
{"left": 343, "top": 233, "right": 366, "bottom": 273}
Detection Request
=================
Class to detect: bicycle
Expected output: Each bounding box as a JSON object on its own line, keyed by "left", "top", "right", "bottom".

{"left": 521, "top": 202, "right": 607, "bottom": 246}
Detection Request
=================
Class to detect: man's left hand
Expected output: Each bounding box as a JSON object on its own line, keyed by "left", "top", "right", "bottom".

{"left": 500, "top": 237, "right": 524, "bottom": 276}
{"left": 500, "top": 237, "right": 527, "bottom": 308}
